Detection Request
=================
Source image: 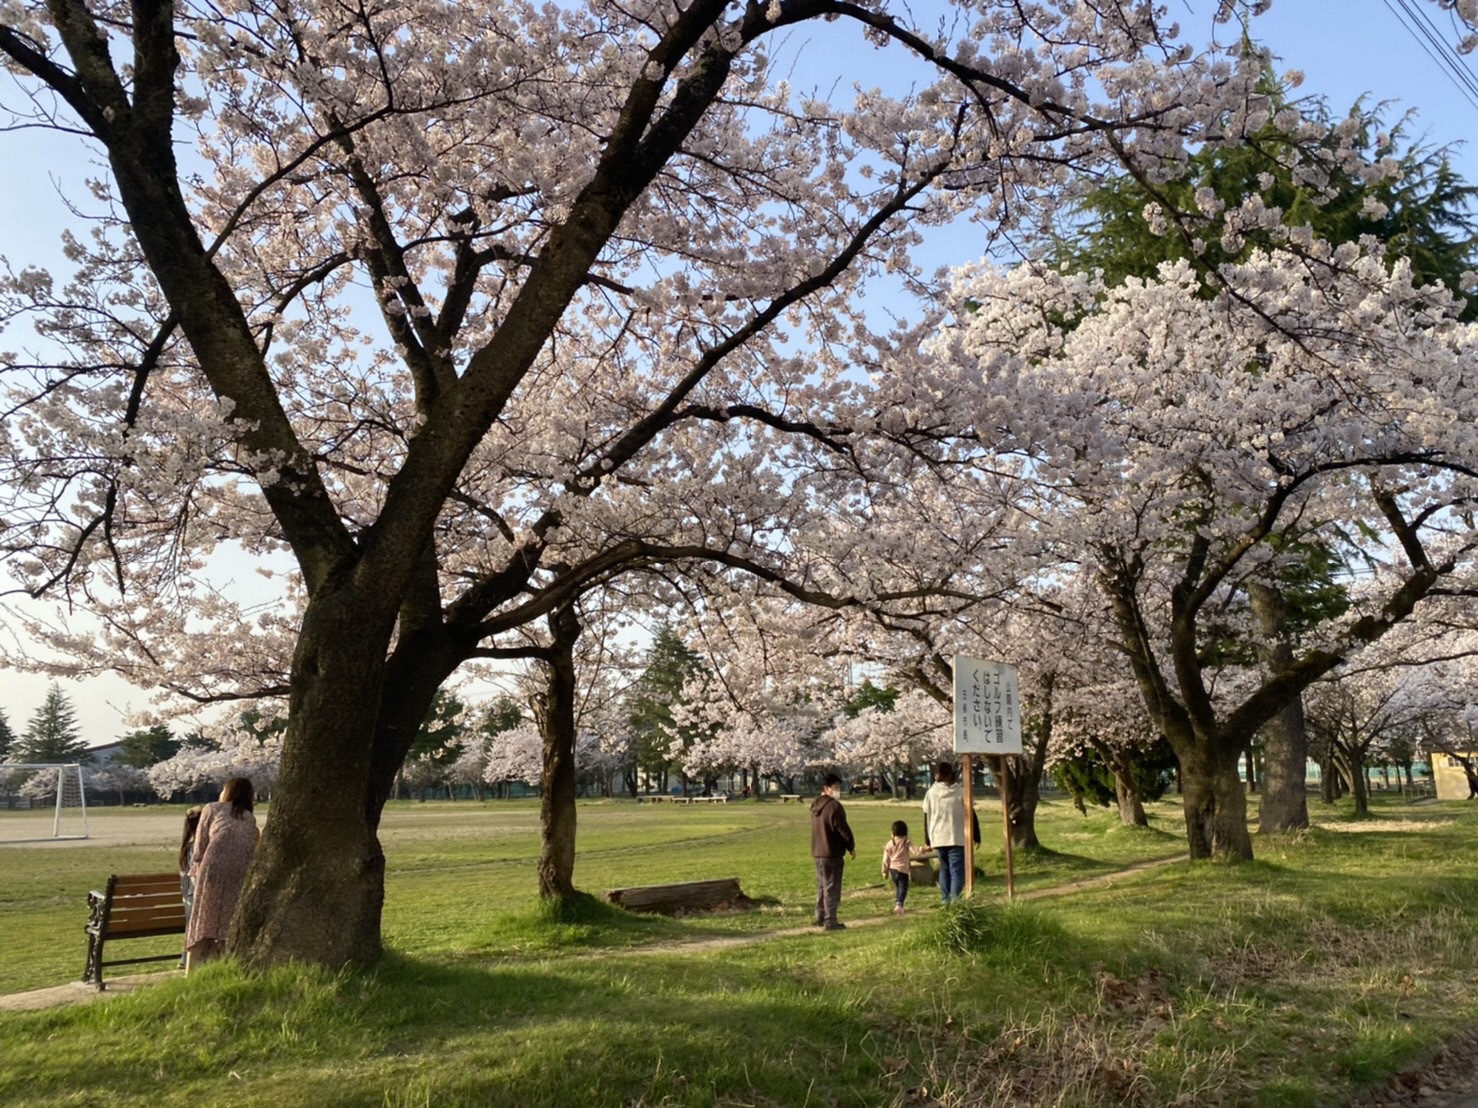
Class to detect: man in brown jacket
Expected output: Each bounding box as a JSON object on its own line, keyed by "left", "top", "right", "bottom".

{"left": 810, "top": 772, "right": 855, "bottom": 930}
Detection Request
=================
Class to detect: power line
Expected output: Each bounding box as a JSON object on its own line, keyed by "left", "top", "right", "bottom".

{"left": 1379, "top": 0, "right": 1478, "bottom": 117}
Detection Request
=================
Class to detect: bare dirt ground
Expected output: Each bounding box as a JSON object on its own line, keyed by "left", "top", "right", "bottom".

{"left": 1356, "top": 1027, "right": 1478, "bottom": 1108}
{"left": 0, "top": 808, "right": 215, "bottom": 850}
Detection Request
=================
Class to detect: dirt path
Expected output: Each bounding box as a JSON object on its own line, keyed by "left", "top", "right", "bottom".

{"left": 5, "top": 851, "right": 1475, "bottom": 1107}
{"left": 563, "top": 851, "right": 1196, "bottom": 960}
{"left": 0, "top": 853, "right": 1191, "bottom": 1011}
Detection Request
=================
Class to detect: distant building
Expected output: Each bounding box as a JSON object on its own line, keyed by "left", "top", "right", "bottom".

{"left": 1432, "top": 752, "right": 1478, "bottom": 801}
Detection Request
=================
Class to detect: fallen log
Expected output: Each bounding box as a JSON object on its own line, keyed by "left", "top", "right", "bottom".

{"left": 605, "top": 877, "right": 754, "bottom": 915}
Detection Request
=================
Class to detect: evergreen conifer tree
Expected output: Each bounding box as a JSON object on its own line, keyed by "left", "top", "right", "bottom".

{"left": 17, "top": 684, "right": 90, "bottom": 763}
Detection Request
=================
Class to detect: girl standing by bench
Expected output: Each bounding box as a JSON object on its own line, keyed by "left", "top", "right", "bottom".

{"left": 185, "top": 777, "right": 257, "bottom": 970}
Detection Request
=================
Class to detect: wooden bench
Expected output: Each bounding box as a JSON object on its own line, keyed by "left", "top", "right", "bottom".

{"left": 83, "top": 872, "right": 187, "bottom": 990}
{"left": 779, "top": 794, "right": 802, "bottom": 803}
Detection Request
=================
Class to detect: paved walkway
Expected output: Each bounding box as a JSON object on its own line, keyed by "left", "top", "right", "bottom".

{"left": 0, "top": 969, "right": 176, "bottom": 1012}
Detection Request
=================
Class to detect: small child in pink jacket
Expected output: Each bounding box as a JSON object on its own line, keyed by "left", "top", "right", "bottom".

{"left": 882, "top": 820, "right": 920, "bottom": 916}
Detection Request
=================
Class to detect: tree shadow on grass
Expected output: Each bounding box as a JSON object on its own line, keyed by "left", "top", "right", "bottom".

{"left": 975, "top": 844, "right": 1182, "bottom": 886}
{"left": 0, "top": 948, "right": 914, "bottom": 1107}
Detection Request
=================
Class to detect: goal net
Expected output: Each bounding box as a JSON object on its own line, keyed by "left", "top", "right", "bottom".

{"left": 0, "top": 763, "right": 90, "bottom": 842}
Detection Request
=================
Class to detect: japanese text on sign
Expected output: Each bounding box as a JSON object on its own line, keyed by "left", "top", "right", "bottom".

{"left": 952, "top": 656, "right": 1022, "bottom": 755}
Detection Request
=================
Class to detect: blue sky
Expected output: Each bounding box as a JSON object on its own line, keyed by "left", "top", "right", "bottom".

{"left": 1181, "top": 0, "right": 1477, "bottom": 182}
{"left": 1, "top": 0, "right": 1474, "bottom": 745}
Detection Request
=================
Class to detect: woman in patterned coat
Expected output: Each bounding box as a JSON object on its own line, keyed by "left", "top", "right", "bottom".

{"left": 185, "top": 776, "right": 258, "bottom": 970}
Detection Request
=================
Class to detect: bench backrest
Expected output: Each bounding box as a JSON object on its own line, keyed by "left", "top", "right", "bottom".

{"left": 98, "top": 873, "right": 186, "bottom": 937}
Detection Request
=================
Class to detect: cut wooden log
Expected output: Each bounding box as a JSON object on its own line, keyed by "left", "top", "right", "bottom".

{"left": 605, "top": 877, "right": 753, "bottom": 915}
{"left": 910, "top": 859, "right": 938, "bottom": 886}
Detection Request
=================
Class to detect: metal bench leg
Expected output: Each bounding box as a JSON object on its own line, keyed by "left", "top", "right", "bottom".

{"left": 83, "top": 931, "right": 105, "bottom": 989}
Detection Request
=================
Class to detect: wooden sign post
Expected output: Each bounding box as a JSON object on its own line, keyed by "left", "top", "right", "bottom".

{"left": 952, "top": 656, "right": 1022, "bottom": 900}
{"left": 999, "top": 758, "right": 1015, "bottom": 900}
{"left": 962, "top": 753, "right": 974, "bottom": 897}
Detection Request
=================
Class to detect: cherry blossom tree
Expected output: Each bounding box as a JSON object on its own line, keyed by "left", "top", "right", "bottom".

{"left": 826, "top": 686, "right": 950, "bottom": 795}
{"left": 146, "top": 728, "right": 283, "bottom": 799}
{"left": 481, "top": 591, "right": 643, "bottom": 898}
{"left": 482, "top": 722, "right": 542, "bottom": 792}
{"left": 943, "top": 242, "right": 1478, "bottom": 860}
{"left": 675, "top": 600, "right": 841, "bottom": 793}
{"left": 0, "top": 0, "right": 1264, "bottom": 966}
{"left": 87, "top": 762, "right": 150, "bottom": 805}
{"left": 1050, "top": 683, "right": 1170, "bottom": 828}
{"left": 1047, "top": 72, "right": 1478, "bottom": 835}
{"left": 1304, "top": 618, "right": 1478, "bottom": 812}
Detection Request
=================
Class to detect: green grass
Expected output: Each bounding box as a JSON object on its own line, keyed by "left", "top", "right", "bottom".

{"left": 1, "top": 793, "right": 1476, "bottom": 1106}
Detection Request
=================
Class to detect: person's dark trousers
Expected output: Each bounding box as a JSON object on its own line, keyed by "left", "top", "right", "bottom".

{"left": 814, "top": 856, "right": 844, "bottom": 924}
{"left": 890, "top": 871, "right": 910, "bottom": 907}
{"left": 936, "top": 845, "right": 965, "bottom": 903}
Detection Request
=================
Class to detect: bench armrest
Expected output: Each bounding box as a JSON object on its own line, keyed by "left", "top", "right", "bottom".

{"left": 85, "top": 890, "right": 110, "bottom": 932}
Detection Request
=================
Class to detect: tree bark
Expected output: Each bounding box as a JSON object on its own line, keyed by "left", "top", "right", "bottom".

{"left": 1320, "top": 749, "right": 1340, "bottom": 802}
{"left": 1248, "top": 583, "right": 1310, "bottom": 835}
{"left": 1113, "top": 766, "right": 1148, "bottom": 827}
{"left": 535, "top": 606, "right": 581, "bottom": 901}
{"left": 1177, "top": 743, "right": 1253, "bottom": 860}
{"left": 1345, "top": 750, "right": 1370, "bottom": 816}
{"left": 231, "top": 596, "right": 397, "bottom": 968}
{"left": 1102, "top": 563, "right": 1254, "bottom": 860}
{"left": 999, "top": 682, "right": 1052, "bottom": 850}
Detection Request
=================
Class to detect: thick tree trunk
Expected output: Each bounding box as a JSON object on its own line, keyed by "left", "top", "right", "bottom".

{"left": 535, "top": 607, "right": 581, "bottom": 901}
{"left": 1258, "top": 697, "right": 1311, "bottom": 829}
{"left": 988, "top": 676, "right": 1052, "bottom": 850}
{"left": 1003, "top": 754, "right": 1042, "bottom": 850}
{"left": 1248, "top": 583, "right": 1310, "bottom": 835}
{"left": 1177, "top": 745, "right": 1253, "bottom": 860}
{"left": 231, "top": 601, "right": 396, "bottom": 968}
{"left": 1003, "top": 699, "right": 1052, "bottom": 849}
{"left": 1113, "top": 767, "right": 1148, "bottom": 827}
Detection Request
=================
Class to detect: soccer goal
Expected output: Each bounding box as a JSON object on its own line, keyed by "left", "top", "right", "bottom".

{"left": 0, "top": 763, "right": 90, "bottom": 842}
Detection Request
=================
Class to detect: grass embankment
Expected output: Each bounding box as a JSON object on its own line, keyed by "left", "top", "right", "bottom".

{"left": 1, "top": 794, "right": 1475, "bottom": 1106}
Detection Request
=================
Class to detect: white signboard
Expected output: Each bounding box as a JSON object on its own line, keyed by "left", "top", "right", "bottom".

{"left": 953, "top": 656, "right": 1022, "bottom": 755}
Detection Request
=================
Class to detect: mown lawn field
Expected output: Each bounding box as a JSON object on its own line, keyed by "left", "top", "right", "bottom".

{"left": 1, "top": 791, "right": 1475, "bottom": 1107}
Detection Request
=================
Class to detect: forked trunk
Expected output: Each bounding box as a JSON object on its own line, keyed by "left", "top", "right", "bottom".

{"left": 1177, "top": 745, "right": 1253, "bottom": 860}
{"left": 1000, "top": 677, "right": 1052, "bottom": 850}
